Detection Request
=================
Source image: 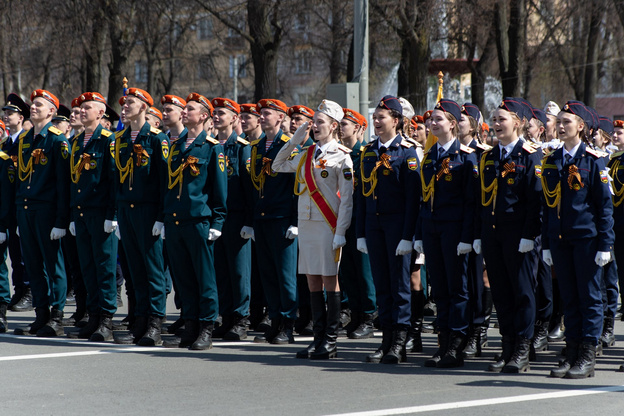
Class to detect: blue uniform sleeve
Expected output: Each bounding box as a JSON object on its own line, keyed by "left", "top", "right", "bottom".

{"left": 522, "top": 151, "right": 543, "bottom": 240}
{"left": 460, "top": 152, "right": 478, "bottom": 244}
{"left": 239, "top": 144, "right": 254, "bottom": 227}
{"left": 54, "top": 135, "right": 71, "bottom": 229}
{"left": 592, "top": 157, "right": 615, "bottom": 252}
{"left": 402, "top": 147, "right": 420, "bottom": 241}
{"left": 155, "top": 133, "right": 170, "bottom": 223}
{"left": 206, "top": 143, "right": 228, "bottom": 232}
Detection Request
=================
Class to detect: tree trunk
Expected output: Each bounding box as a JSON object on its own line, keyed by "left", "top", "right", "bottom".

{"left": 583, "top": 4, "right": 603, "bottom": 107}
{"left": 247, "top": 0, "right": 282, "bottom": 102}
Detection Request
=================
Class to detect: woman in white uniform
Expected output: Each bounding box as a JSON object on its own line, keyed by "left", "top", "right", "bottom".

{"left": 273, "top": 99, "right": 354, "bottom": 359}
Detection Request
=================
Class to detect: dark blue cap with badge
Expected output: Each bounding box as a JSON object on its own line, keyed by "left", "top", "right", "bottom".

{"left": 514, "top": 97, "right": 533, "bottom": 121}
{"left": 3, "top": 92, "right": 30, "bottom": 119}
{"left": 499, "top": 97, "right": 525, "bottom": 118}
{"left": 377, "top": 95, "right": 403, "bottom": 116}
{"left": 435, "top": 99, "right": 462, "bottom": 122}
{"left": 561, "top": 100, "right": 594, "bottom": 128}
{"left": 52, "top": 104, "right": 71, "bottom": 123}
{"left": 586, "top": 106, "right": 600, "bottom": 132}
{"left": 461, "top": 103, "right": 480, "bottom": 121}
{"left": 599, "top": 115, "right": 614, "bottom": 135}
{"left": 531, "top": 108, "right": 547, "bottom": 127}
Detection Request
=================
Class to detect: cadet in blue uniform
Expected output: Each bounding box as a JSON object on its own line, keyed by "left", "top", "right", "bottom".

{"left": 358, "top": 95, "right": 420, "bottom": 364}
{"left": 2, "top": 93, "right": 31, "bottom": 312}
{"left": 414, "top": 99, "right": 477, "bottom": 368}
{"left": 112, "top": 88, "right": 169, "bottom": 347}
{"left": 250, "top": 98, "right": 299, "bottom": 344}
{"left": 14, "top": 89, "right": 70, "bottom": 337}
{"left": 542, "top": 100, "right": 615, "bottom": 379}
{"left": 67, "top": 92, "right": 118, "bottom": 342}
{"left": 338, "top": 108, "right": 377, "bottom": 339}
{"left": 610, "top": 120, "right": 624, "bottom": 372}
{"left": 475, "top": 99, "right": 542, "bottom": 373}
{"left": 210, "top": 97, "right": 253, "bottom": 341}
{"left": 0, "top": 120, "right": 14, "bottom": 332}
{"left": 161, "top": 93, "right": 227, "bottom": 350}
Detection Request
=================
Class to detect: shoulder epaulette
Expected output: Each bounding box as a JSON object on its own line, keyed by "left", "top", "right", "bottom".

{"left": 150, "top": 126, "right": 162, "bottom": 135}
{"left": 237, "top": 137, "right": 250, "bottom": 146}
{"left": 477, "top": 142, "right": 493, "bottom": 152}
{"left": 522, "top": 142, "right": 537, "bottom": 154}
{"left": 400, "top": 139, "right": 413, "bottom": 148}
{"left": 610, "top": 150, "right": 624, "bottom": 160}
{"left": 100, "top": 129, "right": 113, "bottom": 138}
{"left": 460, "top": 144, "right": 475, "bottom": 153}
{"left": 115, "top": 128, "right": 127, "bottom": 139}
{"left": 585, "top": 147, "right": 605, "bottom": 158}
{"left": 336, "top": 143, "right": 351, "bottom": 153}
{"left": 18, "top": 130, "right": 29, "bottom": 141}
{"left": 280, "top": 134, "right": 291, "bottom": 143}
{"left": 0, "top": 151, "right": 9, "bottom": 160}
{"left": 206, "top": 136, "right": 219, "bottom": 145}
{"left": 48, "top": 126, "right": 62, "bottom": 135}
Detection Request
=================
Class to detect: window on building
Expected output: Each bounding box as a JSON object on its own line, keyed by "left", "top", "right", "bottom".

{"left": 197, "top": 17, "right": 213, "bottom": 40}
{"left": 228, "top": 21, "right": 245, "bottom": 38}
{"left": 229, "top": 55, "right": 247, "bottom": 78}
{"left": 135, "top": 61, "right": 148, "bottom": 83}
{"left": 295, "top": 51, "right": 311, "bottom": 74}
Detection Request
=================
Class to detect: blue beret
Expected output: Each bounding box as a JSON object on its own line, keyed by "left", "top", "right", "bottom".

{"left": 461, "top": 103, "right": 480, "bottom": 121}
{"left": 499, "top": 98, "right": 525, "bottom": 118}
{"left": 561, "top": 100, "right": 593, "bottom": 128}
{"left": 599, "top": 116, "right": 614, "bottom": 135}
{"left": 377, "top": 95, "right": 403, "bottom": 116}
{"left": 435, "top": 99, "right": 461, "bottom": 123}
{"left": 531, "top": 108, "right": 547, "bottom": 127}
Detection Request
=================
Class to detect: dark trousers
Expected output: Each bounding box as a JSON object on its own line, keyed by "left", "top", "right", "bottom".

{"left": 467, "top": 251, "right": 485, "bottom": 326}
{"left": 339, "top": 219, "right": 376, "bottom": 315}
{"left": 7, "top": 220, "right": 28, "bottom": 288}
{"left": 534, "top": 236, "right": 553, "bottom": 324}
{"left": 600, "top": 254, "right": 619, "bottom": 318}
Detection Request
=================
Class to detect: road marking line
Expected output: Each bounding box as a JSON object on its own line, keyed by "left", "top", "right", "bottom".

{"left": 324, "top": 384, "right": 624, "bottom": 416}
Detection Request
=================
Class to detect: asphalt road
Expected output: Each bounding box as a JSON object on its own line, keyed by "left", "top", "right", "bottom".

{"left": 1, "top": 293, "right": 624, "bottom": 416}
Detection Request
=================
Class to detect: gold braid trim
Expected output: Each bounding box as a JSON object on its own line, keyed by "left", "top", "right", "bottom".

{"left": 115, "top": 137, "right": 133, "bottom": 184}
{"left": 480, "top": 152, "right": 498, "bottom": 208}
{"left": 17, "top": 137, "right": 34, "bottom": 182}
{"left": 294, "top": 148, "right": 308, "bottom": 196}
{"left": 541, "top": 160, "right": 561, "bottom": 216}
{"left": 167, "top": 142, "right": 199, "bottom": 197}
{"left": 361, "top": 153, "right": 391, "bottom": 197}
{"left": 70, "top": 140, "right": 93, "bottom": 184}
{"left": 611, "top": 159, "right": 624, "bottom": 207}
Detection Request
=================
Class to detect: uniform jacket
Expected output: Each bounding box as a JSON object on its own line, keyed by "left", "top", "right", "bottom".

{"left": 416, "top": 139, "right": 477, "bottom": 244}
{"left": 221, "top": 131, "right": 253, "bottom": 226}
{"left": 608, "top": 150, "right": 624, "bottom": 234}
{"left": 356, "top": 134, "right": 420, "bottom": 241}
{"left": 273, "top": 138, "right": 354, "bottom": 236}
{"left": 0, "top": 151, "right": 15, "bottom": 231}
{"left": 541, "top": 142, "right": 614, "bottom": 252}
{"left": 15, "top": 123, "right": 70, "bottom": 228}
{"left": 163, "top": 130, "right": 227, "bottom": 230}
{"left": 69, "top": 124, "right": 116, "bottom": 221}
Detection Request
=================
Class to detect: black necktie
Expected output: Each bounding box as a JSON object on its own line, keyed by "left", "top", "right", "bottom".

{"left": 438, "top": 146, "right": 445, "bottom": 159}
{"left": 314, "top": 148, "right": 322, "bottom": 159}
{"left": 565, "top": 154, "right": 572, "bottom": 165}
{"left": 501, "top": 148, "right": 507, "bottom": 160}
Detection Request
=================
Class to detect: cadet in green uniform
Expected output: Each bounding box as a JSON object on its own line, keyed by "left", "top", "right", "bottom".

{"left": 211, "top": 98, "right": 253, "bottom": 341}
{"left": 14, "top": 89, "right": 70, "bottom": 337}
{"left": 67, "top": 92, "right": 118, "bottom": 341}
{"left": 112, "top": 88, "right": 169, "bottom": 346}
{"left": 162, "top": 93, "right": 227, "bottom": 350}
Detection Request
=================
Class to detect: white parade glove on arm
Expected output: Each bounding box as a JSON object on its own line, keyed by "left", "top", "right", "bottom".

{"left": 457, "top": 242, "right": 472, "bottom": 256}
{"left": 104, "top": 220, "right": 117, "bottom": 234}
{"left": 332, "top": 234, "right": 346, "bottom": 250}
{"left": 595, "top": 251, "right": 612, "bottom": 267}
{"left": 208, "top": 229, "right": 222, "bottom": 241}
{"left": 518, "top": 238, "right": 535, "bottom": 253}
{"left": 396, "top": 239, "right": 413, "bottom": 256}
{"left": 356, "top": 238, "right": 368, "bottom": 254}
{"left": 152, "top": 221, "right": 164, "bottom": 237}
{"left": 413, "top": 240, "right": 424, "bottom": 254}
{"left": 50, "top": 228, "right": 66, "bottom": 240}
{"left": 472, "top": 239, "right": 482, "bottom": 255}
{"left": 285, "top": 226, "right": 298, "bottom": 239}
{"left": 542, "top": 249, "right": 553, "bottom": 267}
{"left": 290, "top": 122, "right": 309, "bottom": 146}
{"left": 0, "top": 232, "right": 6, "bottom": 244}
{"left": 69, "top": 222, "right": 76, "bottom": 237}
{"left": 240, "top": 226, "right": 254, "bottom": 240}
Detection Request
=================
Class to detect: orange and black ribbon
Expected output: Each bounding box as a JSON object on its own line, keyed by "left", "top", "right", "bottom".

{"left": 76, "top": 154, "right": 92, "bottom": 174}
{"left": 183, "top": 155, "right": 199, "bottom": 176}
{"left": 31, "top": 148, "right": 44, "bottom": 164}
{"left": 133, "top": 144, "right": 149, "bottom": 166}
{"left": 567, "top": 164, "right": 584, "bottom": 189}
{"left": 10, "top": 155, "right": 17, "bottom": 167}
{"left": 436, "top": 157, "right": 450, "bottom": 181}
{"left": 375, "top": 153, "right": 392, "bottom": 170}
{"left": 317, "top": 159, "right": 327, "bottom": 169}
{"left": 261, "top": 157, "right": 272, "bottom": 175}
{"left": 501, "top": 161, "right": 516, "bottom": 178}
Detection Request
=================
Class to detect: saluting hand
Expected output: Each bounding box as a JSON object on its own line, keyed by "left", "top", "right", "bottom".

{"left": 291, "top": 122, "right": 309, "bottom": 146}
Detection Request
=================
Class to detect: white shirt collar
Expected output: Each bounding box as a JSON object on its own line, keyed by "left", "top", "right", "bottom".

{"left": 438, "top": 138, "right": 455, "bottom": 155}
{"left": 499, "top": 138, "right": 520, "bottom": 156}
{"left": 563, "top": 141, "right": 582, "bottom": 160}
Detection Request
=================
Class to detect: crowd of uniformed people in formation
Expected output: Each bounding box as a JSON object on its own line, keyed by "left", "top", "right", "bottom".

{"left": 0, "top": 85, "right": 623, "bottom": 380}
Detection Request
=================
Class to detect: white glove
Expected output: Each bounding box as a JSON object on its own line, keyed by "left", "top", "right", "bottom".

{"left": 285, "top": 226, "right": 298, "bottom": 239}
{"left": 332, "top": 234, "right": 347, "bottom": 250}
{"left": 291, "top": 121, "right": 309, "bottom": 146}
{"left": 15, "top": 227, "right": 19, "bottom": 237}
{"left": 104, "top": 220, "right": 117, "bottom": 234}
{"left": 595, "top": 251, "right": 612, "bottom": 267}
{"left": 240, "top": 226, "right": 254, "bottom": 240}
{"left": 50, "top": 227, "right": 66, "bottom": 240}
{"left": 0, "top": 232, "right": 6, "bottom": 244}
{"left": 69, "top": 222, "right": 76, "bottom": 237}
{"left": 542, "top": 249, "right": 553, "bottom": 266}
{"left": 396, "top": 239, "right": 413, "bottom": 256}
{"left": 356, "top": 238, "right": 368, "bottom": 254}
{"left": 115, "top": 227, "right": 121, "bottom": 240}
{"left": 152, "top": 221, "right": 164, "bottom": 237}
{"left": 161, "top": 226, "right": 165, "bottom": 240}
{"left": 473, "top": 239, "right": 482, "bottom": 255}
{"left": 208, "top": 229, "right": 222, "bottom": 241}
{"left": 413, "top": 240, "right": 424, "bottom": 254}
{"left": 518, "top": 238, "right": 534, "bottom": 253}
{"left": 457, "top": 242, "right": 472, "bottom": 256}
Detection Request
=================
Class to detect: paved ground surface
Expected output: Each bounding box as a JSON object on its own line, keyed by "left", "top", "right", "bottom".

{"left": 2, "top": 293, "right": 624, "bottom": 416}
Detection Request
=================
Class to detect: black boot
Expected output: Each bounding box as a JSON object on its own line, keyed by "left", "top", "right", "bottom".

{"left": 406, "top": 290, "right": 424, "bottom": 353}
{"left": 437, "top": 332, "right": 467, "bottom": 368}
{"left": 272, "top": 317, "right": 295, "bottom": 344}
{"left": 116, "top": 285, "right": 123, "bottom": 307}
{"left": 424, "top": 331, "right": 450, "bottom": 367}
{"left": 297, "top": 291, "right": 326, "bottom": 359}
{"left": 349, "top": 312, "right": 376, "bottom": 339}
{"left": 547, "top": 315, "right": 565, "bottom": 342}
{"left": 382, "top": 328, "right": 408, "bottom": 364}
{"left": 37, "top": 308, "right": 64, "bottom": 337}
{"left": 8, "top": 285, "right": 24, "bottom": 309}
{"left": 488, "top": 335, "right": 514, "bottom": 372}
{"left": 74, "top": 314, "right": 100, "bottom": 339}
{"left": 502, "top": 337, "right": 531, "bottom": 373}
{"left": 190, "top": 321, "right": 214, "bottom": 350}
{"left": 63, "top": 310, "right": 87, "bottom": 328}
{"left": 164, "top": 319, "right": 198, "bottom": 348}
{"left": 550, "top": 341, "right": 579, "bottom": 378}
{"left": 600, "top": 316, "right": 615, "bottom": 347}
{"left": 366, "top": 328, "right": 393, "bottom": 363}
{"left": 257, "top": 313, "right": 272, "bottom": 333}
{"left": 11, "top": 287, "right": 33, "bottom": 312}
{"left": 165, "top": 315, "right": 185, "bottom": 335}
{"left": 463, "top": 326, "right": 482, "bottom": 358}
{"left": 223, "top": 313, "right": 249, "bottom": 341}
{"left": 565, "top": 342, "right": 596, "bottom": 379}
{"left": 0, "top": 303, "right": 7, "bottom": 333}
{"left": 114, "top": 316, "right": 147, "bottom": 344}
{"left": 15, "top": 307, "right": 50, "bottom": 335}
{"left": 137, "top": 316, "right": 163, "bottom": 346}
{"left": 531, "top": 320, "right": 549, "bottom": 359}
{"left": 253, "top": 316, "right": 280, "bottom": 343}
{"left": 90, "top": 313, "right": 114, "bottom": 342}
{"left": 311, "top": 291, "right": 340, "bottom": 360}
{"left": 295, "top": 304, "right": 313, "bottom": 336}
{"left": 212, "top": 314, "right": 232, "bottom": 339}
